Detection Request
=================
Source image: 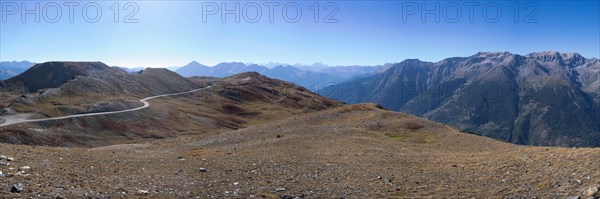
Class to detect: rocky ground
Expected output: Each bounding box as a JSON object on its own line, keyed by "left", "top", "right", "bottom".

{"left": 0, "top": 104, "right": 599, "bottom": 198}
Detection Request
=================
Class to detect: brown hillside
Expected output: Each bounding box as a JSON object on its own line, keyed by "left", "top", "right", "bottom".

{"left": 0, "top": 104, "right": 597, "bottom": 198}
{"left": 0, "top": 72, "right": 342, "bottom": 147}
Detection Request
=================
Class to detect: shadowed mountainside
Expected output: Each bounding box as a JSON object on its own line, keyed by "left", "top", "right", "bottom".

{"left": 2, "top": 62, "right": 126, "bottom": 93}
{"left": 326, "top": 51, "right": 600, "bottom": 147}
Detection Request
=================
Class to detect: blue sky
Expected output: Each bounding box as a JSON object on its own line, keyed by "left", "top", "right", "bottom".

{"left": 1, "top": 0, "right": 599, "bottom": 67}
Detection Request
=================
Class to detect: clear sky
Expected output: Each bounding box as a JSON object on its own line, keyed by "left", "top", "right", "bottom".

{"left": 1, "top": 0, "right": 599, "bottom": 67}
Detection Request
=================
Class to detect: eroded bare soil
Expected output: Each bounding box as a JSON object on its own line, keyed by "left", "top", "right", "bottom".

{"left": 1, "top": 104, "right": 599, "bottom": 198}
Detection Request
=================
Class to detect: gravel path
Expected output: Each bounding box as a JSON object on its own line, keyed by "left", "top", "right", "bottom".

{"left": 0, "top": 85, "right": 213, "bottom": 128}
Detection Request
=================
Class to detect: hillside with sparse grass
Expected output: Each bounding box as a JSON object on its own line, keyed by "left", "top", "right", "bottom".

{"left": 0, "top": 103, "right": 598, "bottom": 198}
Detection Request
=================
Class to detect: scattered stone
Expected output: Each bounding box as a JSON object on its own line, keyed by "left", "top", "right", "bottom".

{"left": 0, "top": 108, "right": 15, "bottom": 116}
{"left": 14, "top": 171, "right": 25, "bottom": 176}
{"left": 7, "top": 157, "right": 14, "bottom": 161}
{"left": 585, "top": 186, "right": 599, "bottom": 197}
{"left": 15, "top": 95, "right": 34, "bottom": 105}
{"left": 137, "top": 190, "right": 149, "bottom": 195}
{"left": 567, "top": 196, "right": 580, "bottom": 199}
{"left": 11, "top": 183, "right": 24, "bottom": 193}
{"left": 280, "top": 195, "right": 296, "bottom": 199}
{"left": 275, "top": 187, "right": 286, "bottom": 192}
{"left": 199, "top": 168, "right": 208, "bottom": 172}
{"left": 19, "top": 166, "right": 31, "bottom": 171}
{"left": 0, "top": 155, "right": 6, "bottom": 160}
{"left": 233, "top": 182, "right": 239, "bottom": 186}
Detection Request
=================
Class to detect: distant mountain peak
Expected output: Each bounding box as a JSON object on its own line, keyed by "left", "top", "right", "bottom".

{"left": 273, "top": 65, "right": 294, "bottom": 69}
{"left": 526, "top": 51, "right": 583, "bottom": 57}
{"left": 475, "top": 51, "right": 513, "bottom": 58}
{"left": 526, "top": 51, "right": 586, "bottom": 64}
{"left": 469, "top": 51, "right": 587, "bottom": 65}
{"left": 4, "top": 61, "right": 122, "bottom": 92}
{"left": 400, "top": 58, "right": 427, "bottom": 64}
{"left": 328, "top": 51, "right": 600, "bottom": 147}
{"left": 138, "top": 67, "right": 171, "bottom": 74}
{"left": 28, "top": 61, "right": 112, "bottom": 73}
{"left": 226, "top": 72, "right": 274, "bottom": 85}
{"left": 231, "top": 71, "right": 263, "bottom": 78}
{"left": 187, "top": 61, "right": 200, "bottom": 65}
{"left": 218, "top": 62, "right": 245, "bottom": 65}
{"left": 185, "top": 61, "right": 207, "bottom": 67}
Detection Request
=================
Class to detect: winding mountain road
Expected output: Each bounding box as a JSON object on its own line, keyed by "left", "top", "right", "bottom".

{"left": 0, "top": 85, "right": 213, "bottom": 128}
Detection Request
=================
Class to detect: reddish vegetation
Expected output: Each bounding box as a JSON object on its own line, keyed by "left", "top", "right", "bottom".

{"left": 351, "top": 104, "right": 375, "bottom": 111}
{"left": 96, "top": 119, "right": 129, "bottom": 132}
{"left": 221, "top": 103, "right": 247, "bottom": 115}
{"left": 405, "top": 122, "right": 425, "bottom": 130}
{"left": 338, "top": 103, "right": 380, "bottom": 113}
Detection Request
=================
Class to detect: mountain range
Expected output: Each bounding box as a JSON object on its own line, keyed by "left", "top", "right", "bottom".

{"left": 1, "top": 62, "right": 199, "bottom": 96}
{"left": 0, "top": 61, "right": 340, "bottom": 146}
{"left": 0, "top": 61, "right": 35, "bottom": 80}
{"left": 2, "top": 51, "right": 600, "bottom": 147}
{"left": 0, "top": 59, "right": 600, "bottom": 197}
{"left": 174, "top": 61, "right": 383, "bottom": 89}
{"left": 0, "top": 61, "right": 384, "bottom": 90}
{"left": 326, "top": 51, "right": 600, "bottom": 147}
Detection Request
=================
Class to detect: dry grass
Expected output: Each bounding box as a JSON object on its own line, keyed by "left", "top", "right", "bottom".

{"left": 0, "top": 104, "right": 599, "bottom": 198}
{"left": 182, "top": 148, "right": 205, "bottom": 157}
{"left": 385, "top": 132, "right": 408, "bottom": 141}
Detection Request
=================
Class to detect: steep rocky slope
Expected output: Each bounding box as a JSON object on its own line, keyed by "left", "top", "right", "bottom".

{"left": 327, "top": 52, "right": 600, "bottom": 147}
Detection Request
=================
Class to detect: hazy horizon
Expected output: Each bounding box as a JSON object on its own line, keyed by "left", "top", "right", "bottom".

{"left": 2, "top": 50, "right": 598, "bottom": 69}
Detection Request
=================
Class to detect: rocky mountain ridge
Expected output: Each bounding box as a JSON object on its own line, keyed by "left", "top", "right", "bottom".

{"left": 327, "top": 51, "right": 600, "bottom": 147}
